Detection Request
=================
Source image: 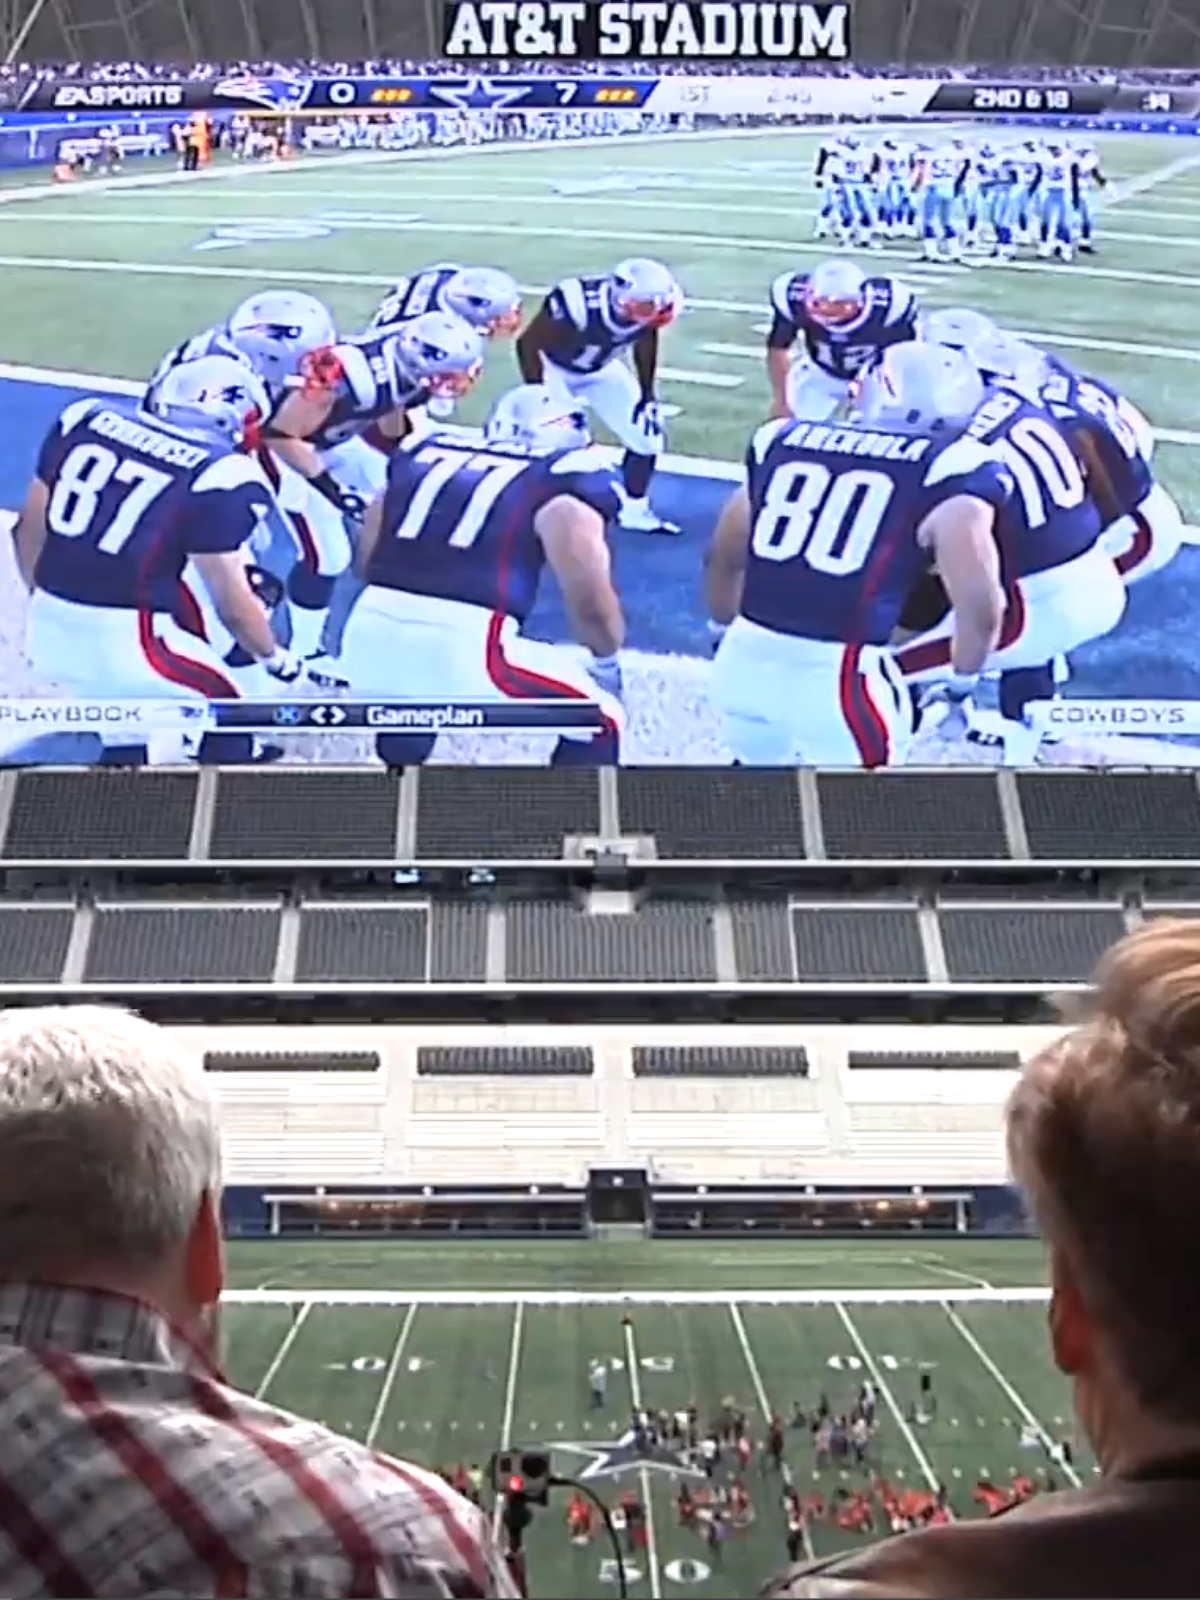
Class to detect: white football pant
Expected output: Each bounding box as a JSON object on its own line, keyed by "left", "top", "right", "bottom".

{"left": 785, "top": 359, "right": 851, "bottom": 423}
{"left": 895, "top": 543, "right": 1127, "bottom": 682}
{"left": 711, "top": 619, "right": 913, "bottom": 767}
{"left": 1104, "top": 482, "right": 1183, "bottom": 586}
{"left": 540, "top": 355, "right": 664, "bottom": 457}
{"left": 339, "top": 589, "right": 624, "bottom": 746}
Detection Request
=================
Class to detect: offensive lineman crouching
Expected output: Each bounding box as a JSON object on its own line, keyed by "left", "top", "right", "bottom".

{"left": 705, "top": 344, "right": 1008, "bottom": 768}
{"left": 339, "top": 384, "right": 626, "bottom": 768}
{"left": 766, "top": 260, "right": 917, "bottom": 424}
{"left": 517, "top": 258, "right": 683, "bottom": 536}
{"left": 14, "top": 356, "right": 301, "bottom": 762}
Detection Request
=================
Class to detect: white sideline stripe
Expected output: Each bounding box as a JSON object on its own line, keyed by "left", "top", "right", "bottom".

{"left": 219, "top": 1288, "right": 1053, "bottom": 1307}
{"left": 703, "top": 325, "right": 1200, "bottom": 364}
{"left": 836, "top": 1303, "right": 941, "bottom": 1491}
{"left": 622, "top": 1318, "right": 663, "bottom": 1600}
{"left": 253, "top": 1300, "right": 311, "bottom": 1399}
{"left": 940, "top": 1301, "right": 1083, "bottom": 1490}
{"left": 364, "top": 1301, "right": 418, "bottom": 1447}
{"left": 3, "top": 359, "right": 1199, "bottom": 480}
{"left": 0, "top": 122, "right": 837, "bottom": 209}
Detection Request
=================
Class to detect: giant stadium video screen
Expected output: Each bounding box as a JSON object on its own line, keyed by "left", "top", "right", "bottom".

{"left": 1, "top": 69, "right": 1196, "bottom": 769}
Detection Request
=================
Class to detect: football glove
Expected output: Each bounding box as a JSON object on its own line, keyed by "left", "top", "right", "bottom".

{"left": 588, "top": 652, "right": 624, "bottom": 701}
{"left": 263, "top": 647, "right": 303, "bottom": 685}
{"left": 918, "top": 673, "right": 978, "bottom": 740}
{"left": 632, "top": 396, "right": 665, "bottom": 439}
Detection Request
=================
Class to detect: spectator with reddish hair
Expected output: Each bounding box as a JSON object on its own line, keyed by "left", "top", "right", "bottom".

{"left": 762, "top": 917, "right": 1200, "bottom": 1599}
{"left": 0, "top": 1005, "right": 518, "bottom": 1598}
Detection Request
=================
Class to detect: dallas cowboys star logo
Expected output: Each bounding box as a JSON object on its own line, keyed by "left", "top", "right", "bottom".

{"left": 552, "top": 1427, "right": 707, "bottom": 1484}
{"left": 427, "top": 77, "right": 533, "bottom": 113}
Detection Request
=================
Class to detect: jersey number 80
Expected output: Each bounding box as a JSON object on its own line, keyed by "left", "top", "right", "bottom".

{"left": 751, "top": 462, "right": 893, "bottom": 576}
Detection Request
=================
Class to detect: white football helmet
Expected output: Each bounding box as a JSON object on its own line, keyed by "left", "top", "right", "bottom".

{"left": 485, "top": 384, "right": 591, "bottom": 457}
{"left": 144, "top": 353, "right": 270, "bottom": 448}
{"left": 443, "top": 266, "right": 523, "bottom": 336}
{"left": 226, "top": 290, "right": 338, "bottom": 391}
{"left": 855, "top": 342, "right": 985, "bottom": 434}
{"left": 610, "top": 258, "right": 681, "bottom": 329}
{"left": 921, "top": 307, "right": 999, "bottom": 353}
{"left": 802, "top": 260, "right": 868, "bottom": 328}
{"left": 395, "top": 310, "right": 485, "bottom": 399}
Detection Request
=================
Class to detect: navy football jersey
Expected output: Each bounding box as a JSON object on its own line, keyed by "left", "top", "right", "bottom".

{"left": 739, "top": 416, "right": 1012, "bottom": 646}
{"left": 145, "top": 325, "right": 252, "bottom": 407}
{"left": 539, "top": 276, "right": 647, "bottom": 376}
{"left": 368, "top": 265, "right": 461, "bottom": 333}
{"left": 305, "top": 332, "right": 428, "bottom": 452}
{"left": 767, "top": 273, "right": 918, "bottom": 382}
{"left": 1038, "top": 353, "right": 1152, "bottom": 520}
{"left": 35, "top": 398, "right": 273, "bottom": 613}
{"left": 367, "top": 431, "right": 621, "bottom": 620}
{"left": 966, "top": 388, "right": 1102, "bottom": 580}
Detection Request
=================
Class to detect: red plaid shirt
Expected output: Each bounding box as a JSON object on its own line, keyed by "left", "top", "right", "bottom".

{"left": 0, "top": 1284, "right": 520, "bottom": 1598}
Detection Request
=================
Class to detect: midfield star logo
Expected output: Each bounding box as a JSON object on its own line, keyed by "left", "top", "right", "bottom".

{"left": 554, "top": 1426, "right": 707, "bottom": 1483}
{"left": 426, "top": 77, "right": 533, "bottom": 112}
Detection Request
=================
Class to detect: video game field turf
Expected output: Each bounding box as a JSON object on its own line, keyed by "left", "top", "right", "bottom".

{"left": 222, "top": 1238, "right": 1082, "bottom": 1599}
{"left": 1, "top": 126, "right": 1200, "bottom": 763}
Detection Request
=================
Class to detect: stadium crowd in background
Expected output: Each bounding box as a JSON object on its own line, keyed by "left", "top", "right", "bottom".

{"left": 0, "top": 1006, "right": 519, "bottom": 1599}
{"left": 764, "top": 917, "right": 1200, "bottom": 1599}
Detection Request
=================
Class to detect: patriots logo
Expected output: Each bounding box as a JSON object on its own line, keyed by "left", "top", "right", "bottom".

{"left": 552, "top": 1427, "right": 706, "bottom": 1484}
{"left": 212, "top": 76, "right": 311, "bottom": 112}
{"left": 427, "top": 77, "right": 533, "bottom": 113}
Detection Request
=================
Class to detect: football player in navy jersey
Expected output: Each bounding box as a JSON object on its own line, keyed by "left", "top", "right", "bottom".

{"left": 900, "top": 322, "right": 1128, "bottom": 761}
{"left": 145, "top": 289, "right": 338, "bottom": 415}
{"left": 338, "top": 384, "right": 626, "bottom": 768}
{"left": 516, "top": 257, "right": 683, "bottom": 536}
{"left": 367, "top": 263, "right": 523, "bottom": 341}
{"left": 704, "top": 342, "right": 1009, "bottom": 767}
{"left": 765, "top": 260, "right": 917, "bottom": 424}
{"left": 15, "top": 354, "right": 302, "bottom": 758}
{"left": 262, "top": 310, "right": 486, "bottom": 659}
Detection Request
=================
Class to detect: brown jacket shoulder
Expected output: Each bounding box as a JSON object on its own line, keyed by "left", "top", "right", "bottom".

{"left": 763, "top": 1471, "right": 1200, "bottom": 1600}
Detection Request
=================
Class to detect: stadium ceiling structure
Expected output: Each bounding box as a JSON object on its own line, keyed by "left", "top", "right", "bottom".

{"left": 1, "top": 0, "right": 1195, "bottom": 66}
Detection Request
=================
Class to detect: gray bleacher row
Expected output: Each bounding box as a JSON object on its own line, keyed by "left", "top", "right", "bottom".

{"left": 5, "top": 767, "right": 1200, "bottom": 865}
{"left": 0, "top": 894, "right": 1191, "bottom": 987}
{"left": 205, "top": 1043, "right": 1013, "bottom": 1075}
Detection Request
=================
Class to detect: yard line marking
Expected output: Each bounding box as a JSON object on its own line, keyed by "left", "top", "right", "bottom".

{"left": 730, "top": 1303, "right": 814, "bottom": 1560}
{"left": 903, "top": 1255, "right": 995, "bottom": 1291}
{"left": 623, "top": 1317, "right": 663, "bottom": 1600}
{"left": 658, "top": 365, "right": 743, "bottom": 389}
{"left": 834, "top": 1303, "right": 941, "bottom": 1492}
{"left": 253, "top": 1302, "right": 312, "bottom": 1400}
{"left": 364, "top": 1302, "right": 419, "bottom": 1448}
{"left": 492, "top": 1300, "right": 526, "bottom": 1543}
{"left": 703, "top": 326, "right": 1200, "bottom": 365}
{"left": 1105, "top": 150, "right": 1200, "bottom": 207}
{"left": 940, "top": 1301, "right": 1082, "bottom": 1489}
{"left": 1158, "top": 427, "right": 1200, "bottom": 447}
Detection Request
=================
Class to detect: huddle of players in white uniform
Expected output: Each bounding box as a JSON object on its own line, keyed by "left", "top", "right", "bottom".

{"left": 814, "top": 131, "right": 1107, "bottom": 263}
{"left": 11, "top": 246, "right": 1177, "bottom": 769}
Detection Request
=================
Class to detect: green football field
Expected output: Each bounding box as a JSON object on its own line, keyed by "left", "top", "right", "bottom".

{"left": 1, "top": 124, "right": 1198, "bottom": 519}
{"left": 221, "top": 1239, "right": 1087, "bottom": 1600}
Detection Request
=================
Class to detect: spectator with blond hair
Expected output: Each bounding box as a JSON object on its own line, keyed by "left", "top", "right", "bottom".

{"left": 763, "top": 917, "right": 1200, "bottom": 1599}
{"left": 0, "top": 1005, "right": 518, "bottom": 1599}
